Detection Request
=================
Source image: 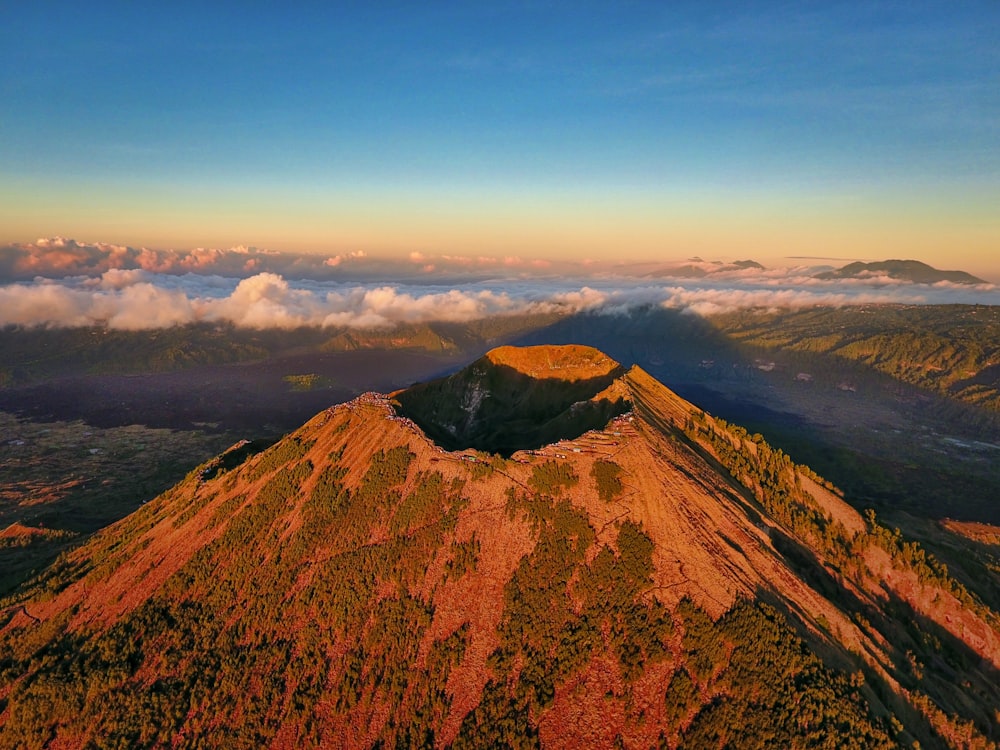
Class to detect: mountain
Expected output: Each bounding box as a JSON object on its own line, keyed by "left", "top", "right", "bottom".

{"left": 713, "top": 304, "right": 1000, "bottom": 414}
{"left": 0, "top": 315, "right": 569, "bottom": 434}
{"left": 640, "top": 258, "right": 766, "bottom": 278}
{"left": 815, "top": 260, "right": 987, "bottom": 285}
{"left": 394, "top": 344, "right": 629, "bottom": 455}
{"left": 512, "top": 305, "right": 1000, "bottom": 525}
{"left": 1, "top": 345, "right": 999, "bottom": 748}
{"left": 320, "top": 318, "right": 568, "bottom": 356}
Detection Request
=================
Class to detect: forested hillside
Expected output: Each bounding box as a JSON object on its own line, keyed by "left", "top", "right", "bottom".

{"left": 1, "top": 347, "right": 997, "bottom": 747}
{"left": 714, "top": 305, "right": 1000, "bottom": 412}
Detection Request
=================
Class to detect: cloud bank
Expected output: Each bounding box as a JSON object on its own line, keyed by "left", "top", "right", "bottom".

{"left": 1, "top": 238, "right": 997, "bottom": 329}
{"left": 0, "top": 238, "right": 560, "bottom": 283}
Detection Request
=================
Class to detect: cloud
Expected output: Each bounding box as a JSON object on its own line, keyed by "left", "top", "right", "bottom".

{"left": 1, "top": 239, "right": 998, "bottom": 330}
{"left": 548, "top": 286, "right": 609, "bottom": 310}
{"left": 0, "top": 238, "right": 375, "bottom": 282}
{"left": 0, "top": 283, "right": 96, "bottom": 328}
{"left": 324, "top": 251, "right": 367, "bottom": 267}
{"left": 0, "top": 273, "right": 593, "bottom": 330}
{"left": 93, "top": 268, "right": 151, "bottom": 290}
{"left": 1, "top": 239, "right": 576, "bottom": 283}
{"left": 657, "top": 286, "right": 870, "bottom": 316}
{"left": 103, "top": 284, "right": 196, "bottom": 329}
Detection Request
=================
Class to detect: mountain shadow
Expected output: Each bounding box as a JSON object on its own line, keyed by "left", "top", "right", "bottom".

{"left": 509, "top": 305, "right": 1000, "bottom": 524}
{"left": 393, "top": 344, "right": 630, "bottom": 455}
{"left": 2, "top": 345, "right": 1000, "bottom": 747}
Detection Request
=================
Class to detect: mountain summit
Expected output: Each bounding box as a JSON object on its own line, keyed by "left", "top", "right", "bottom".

{"left": 1, "top": 345, "right": 998, "bottom": 747}
{"left": 395, "top": 344, "right": 628, "bottom": 455}
{"left": 815, "top": 259, "right": 987, "bottom": 285}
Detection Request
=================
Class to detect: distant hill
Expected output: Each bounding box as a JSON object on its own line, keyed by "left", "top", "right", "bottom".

{"left": 732, "top": 259, "right": 766, "bottom": 270}
{"left": 640, "top": 258, "right": 765, "bottom": 278}
{"left": 815, "top": 259, "right": 986, "bottom": 285}
{"left": 713, "top": 305, "right": 1000, "bottom": 413}
{"left": 1, "top": 345, "right": 998, "bottom": 747}
{"left": 321, "top": 322, "right": 460, "bottom": 353}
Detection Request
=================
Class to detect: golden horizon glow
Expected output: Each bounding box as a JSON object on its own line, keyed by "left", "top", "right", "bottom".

{"left": 3, "top": 177, "right": 998, "bottom": 280}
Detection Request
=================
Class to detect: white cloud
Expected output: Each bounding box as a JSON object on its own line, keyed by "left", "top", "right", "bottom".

{"left": 324, "top": 250, "right": 367, "bottom": 268}
{"left": 102, "top": 284, "right": 196, "bottom": 329}
{"left": 0, "top": 284, "right": 95, "bottom": 327}
{"left": 0, "top": 273, "right": 590, "bottom": 330}
{"left": 1, "top": 243, "right": 998, "bottom": 330}
{"left": 94, "top": 268, "right": 151, "bottom": 290}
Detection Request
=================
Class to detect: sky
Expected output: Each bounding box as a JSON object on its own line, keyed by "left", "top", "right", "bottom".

{"left": 2, "top": 2, "right": 999, "bottom": 278}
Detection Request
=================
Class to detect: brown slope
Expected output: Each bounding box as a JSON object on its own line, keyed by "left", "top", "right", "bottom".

{"left": 0, "top": 348, "right": 997, "bottom": 747}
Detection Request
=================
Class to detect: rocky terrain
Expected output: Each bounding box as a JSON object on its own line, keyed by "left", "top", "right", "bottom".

{"left": 1, "top": 345, "right": 998, "bottom": 747}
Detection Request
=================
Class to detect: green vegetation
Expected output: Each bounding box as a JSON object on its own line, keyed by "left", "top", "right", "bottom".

{"left": 862, "top": 509, "right": 991, "bottom": 620}
{"left": 0, "top": 427, "right": 478, "bottom": 747}
{"left": 458, "top": 489, "right": 894, "bottom": 747}
{"left": 685, "top": 410, "right": 994, "bottom": 621}
{"left": 528, "top": 460, "right": 578, "bottom": 495}
{"left": 676, "top": 599, "right": 895, "bottom": 749}
{"left": 2, "top": 340, "right": 998, "bottom": 747}
{"left": 245, "top": 436, "right": 314, "bottom": 482}
{"left": 0, "top": 412, "right": 234, "bottom": 596}
{"left": 686, "top": 411, "right": 846, "bottom": 554}
{"left": 0, "top": 323, "right": 274, "bottom": 382}
{"left": 321, "top": 322, "right": 459, "bottom": 353}
{"left": 390, "top": 471, "right": 454, "bottom": 534}
{"left": 282, "top": 373, "right": 336, "bottom": 391}
{"left": 444, "top": 534, "right": 480, "bottom": 581}
{"left": 714, "top": 305, "right": 1000, "bottom": 414}
{"left": 0, "top": 315, "right": 569, "bottom": 387}
{"left": 591, "top": 459, "right": 624, "bottom": 503}
{"left": 681, "top": 407, "right": 1000, "bottom": 743}
{"left": 0, "top": 409, "right": 896, "bottom": 747}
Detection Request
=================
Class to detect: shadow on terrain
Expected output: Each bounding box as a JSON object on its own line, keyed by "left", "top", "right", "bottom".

{"left": 761, "top": 530, "right": 1000, "bottom": 745}
{"left": 0, "top": 350, "right": 468, "bottom": 434}
{"left": 757, "top": 531, "right": 1000, "bottom": 742}
{"left": 2, "top": 307, "right": 998, "bottom": 523}
{"left": 394, "top": 359, "right": 629, "bottom": 456}
{"left": 512, "top": 307, "right": 1000, "bottom": 524}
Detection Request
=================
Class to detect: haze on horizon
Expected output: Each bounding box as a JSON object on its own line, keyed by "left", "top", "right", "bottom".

{"left": 2, "top": 3, "right": 998, "bottom": 277}
{"left": 2, "top": 236, "right": 998, "bottom": 330}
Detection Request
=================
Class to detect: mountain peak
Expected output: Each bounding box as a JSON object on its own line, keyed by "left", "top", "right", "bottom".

{"left": 2, "top": 346, "right": 999, "bottom": 747}
{"left": 394, "top": 344, "right": 628, "bottom": 455}
{"left": 483, "top": 343, "right": 620, "bottom": 381}
{"left": 815, "top": 259, "right": 987, "bottom": 285}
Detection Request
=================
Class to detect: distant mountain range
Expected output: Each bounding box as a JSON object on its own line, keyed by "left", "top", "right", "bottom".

{"left": 815, "top": 259, "right": 987, "bottom": 285}
{"left": 2, "top": 345, "right": 998, "bottom": 747}
{"left": 638, "top": 258, "right": 766, "bottom": 278}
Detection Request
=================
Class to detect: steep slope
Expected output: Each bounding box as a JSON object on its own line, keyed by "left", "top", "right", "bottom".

{"left": 1, "top": 346, "right": 998, "bottom": 748}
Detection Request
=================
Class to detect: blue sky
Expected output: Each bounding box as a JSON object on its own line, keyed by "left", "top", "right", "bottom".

{"left": 2, "top": 2, "right": 998, "bottom": 273}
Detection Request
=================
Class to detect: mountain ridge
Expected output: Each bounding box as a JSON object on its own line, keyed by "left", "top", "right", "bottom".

{"left": 1, "top": 345, "right": 998, "bottom": 747}
{"left": 815, "top": 259, "right": 987, "bottom": 285}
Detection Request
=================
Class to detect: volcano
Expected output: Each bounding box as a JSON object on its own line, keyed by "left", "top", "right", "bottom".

{"left": 1, "top": 345, "right": 997, "bottom": 748}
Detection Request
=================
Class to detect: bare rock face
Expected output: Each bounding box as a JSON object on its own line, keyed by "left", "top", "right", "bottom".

{"left": 1, "top": 345, "right": 998, "bottom": 748}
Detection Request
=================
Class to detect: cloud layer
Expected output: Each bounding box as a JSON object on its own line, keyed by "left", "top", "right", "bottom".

{"left": 1, "top": 238, "right": 997, "bottom": 329}
{"left": 0, "top": 238, "right": 562, "bottom": 283}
